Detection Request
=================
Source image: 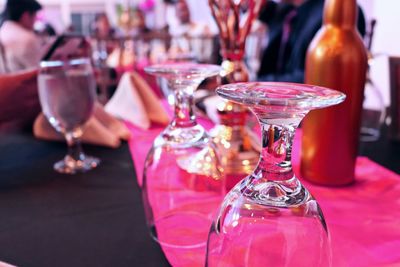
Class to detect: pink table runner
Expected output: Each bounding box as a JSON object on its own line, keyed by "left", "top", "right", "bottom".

{"left": 127, "top": 111, "right": 400, "bottom": 267}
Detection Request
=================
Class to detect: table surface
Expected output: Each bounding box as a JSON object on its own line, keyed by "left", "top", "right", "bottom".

{"left": 0, "top": 132, "right": 171, "bottom": 267}
{"left": 0, "top": 130, "right": 398, "bottom": 267}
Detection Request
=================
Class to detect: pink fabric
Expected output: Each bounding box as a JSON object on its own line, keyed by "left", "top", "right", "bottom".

{"left": 293, "top": 132, "right": 400, "bottom": 267}
{"left": 127, "top": 107, "right": 400, "bottom": 267}
{"left": 126, "top": 101, "right": 214, "bottom": 187}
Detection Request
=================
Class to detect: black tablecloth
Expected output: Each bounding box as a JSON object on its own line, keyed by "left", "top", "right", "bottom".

{"left": 0, "top": 133, "right": 170, "bottom": 267}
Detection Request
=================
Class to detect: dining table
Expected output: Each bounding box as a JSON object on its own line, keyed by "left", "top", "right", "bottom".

{"left": 0, "top": 120, "right": 399, "bottom": 266}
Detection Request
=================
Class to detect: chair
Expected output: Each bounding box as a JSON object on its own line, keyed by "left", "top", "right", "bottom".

{"left": 389, "top": 56, "right": 400, "bottom": 140}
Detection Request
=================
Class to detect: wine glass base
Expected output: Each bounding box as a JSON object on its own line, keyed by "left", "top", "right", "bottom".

{"left": 54, "top": 155, "right": 100, "bottom": 174}
{"left": 149, "top": 212, "right": 210, "bottom": 249}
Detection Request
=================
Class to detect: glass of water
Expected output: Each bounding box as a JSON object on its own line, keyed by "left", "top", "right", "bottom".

{"left": 38, "top": 58, "right": 100, "bottom": 174}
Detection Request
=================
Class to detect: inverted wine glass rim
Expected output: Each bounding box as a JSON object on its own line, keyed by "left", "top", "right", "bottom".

{"left": 144, "top": 63, "right": 223, "bottom": 77}
{"left": 216, "top": 82, "right": 346, "bottom": 110}
{"left": 39, "top": 58, "right": 91, "bottom": 68}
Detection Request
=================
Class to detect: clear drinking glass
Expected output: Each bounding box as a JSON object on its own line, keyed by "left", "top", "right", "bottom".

{"left": 143, "top": 63, "right": 225, "bottom": 249}
{"left": 206, "top": 82, "right": 346, "bottom": 266}
{"left": 38, "top": 58, "right": 99, "bottom": 174}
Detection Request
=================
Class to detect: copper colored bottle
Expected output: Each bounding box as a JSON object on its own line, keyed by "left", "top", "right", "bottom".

{"left": 301, "top": 0, "right": 368, "bottom": 186}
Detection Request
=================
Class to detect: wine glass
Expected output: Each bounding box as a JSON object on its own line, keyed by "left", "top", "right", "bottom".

{"left": 38, "top": 58, "right": 99, "bottom": 174}
{"left": 143, "top": 63, "right": 225, "bottom": 250}
{"left": 206, "top": 82, "right": 346, "bottom": 266}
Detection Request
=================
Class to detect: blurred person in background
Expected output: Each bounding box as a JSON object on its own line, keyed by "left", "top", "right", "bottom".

{"left": 91, "top": 13, "right": 118, "bottom": 66}
{"left": 165, "top": 0, "right": 213, "bottom": 37}
{"left": 131, "top": 9, "right": 151, "bottom": 35}
{"left": 257, "top": 0, "right": 366, "bottom": 83}
{"left": 0, "top": 0, "right": 44, "bottom": 73}
{"left": 164, "top": 0, "right": 217, "bottom": 63}
{"left": 92, "top": 13, "right": 116, "bottom": 39}
{"left": 35, "top": 22, "right": 57, "bottom": 38}
{"left": 0, "top": 36, "right": 94, "bottom": 132}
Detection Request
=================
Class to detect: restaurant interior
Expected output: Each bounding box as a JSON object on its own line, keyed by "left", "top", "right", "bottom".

{"left": 0, "top": 0, "right": 399, "bottom": 266}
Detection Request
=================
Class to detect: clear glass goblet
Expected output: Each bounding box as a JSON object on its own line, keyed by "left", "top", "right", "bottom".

{"left": 38, "top": 58, "right": 99, "bottom": 174}
{"left": 206, "top": 82, "right": 346, "bottom": 266}
{"left": 143, "top": 63, "right": 226, "bottom": 249}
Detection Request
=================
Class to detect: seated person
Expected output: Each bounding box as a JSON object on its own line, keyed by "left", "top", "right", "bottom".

{"left": 257, "top": 0, "right": 366, "bottom": 83}
{"left": 131, "top": 9, "right": 151, "bottom": 35}
{"left": 165, "top": 0, "right": 216, "bottom": 62}
{"left": 0, "top": 0, "right": 45, "bottom": 73}
{"left": 0, "top": 36, "right": 94, "bottom": 133}
{"left": 166, "top": 0, "right": 213, "bottom": 37}
{"left": 91, "top": 13, "right": 117, "bottom": 39}
{"left": 90, "top": 13, "right": 119, "bottom": 68}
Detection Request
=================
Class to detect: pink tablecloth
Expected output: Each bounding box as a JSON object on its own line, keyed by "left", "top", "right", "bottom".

{"left": 127, "top": 113, "right": 400, "bottom": 267}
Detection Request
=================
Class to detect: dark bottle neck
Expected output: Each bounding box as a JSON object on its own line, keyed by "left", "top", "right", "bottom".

{"left": 323, "top": 0, "right": 357, "bottom": 29}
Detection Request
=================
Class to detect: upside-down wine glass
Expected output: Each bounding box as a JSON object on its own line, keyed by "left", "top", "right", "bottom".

{"left": 206, "top": 82, "right": 346, "bottom": 266}
{"left": 143, "top": 63, "right": 225, "bottom": 250}
{"left": 38, "top": 58, "right": 99, "bottom": 174}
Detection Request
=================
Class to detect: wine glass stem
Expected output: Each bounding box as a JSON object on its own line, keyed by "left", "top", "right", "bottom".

{"left": 172, "top": 85, "right": 197, "bottom": 128}
{"left": 257, "top": 117, "right": 303, "bottom": 181}
{"left": 65, "top": 131, "right": 85, "bottom": 161}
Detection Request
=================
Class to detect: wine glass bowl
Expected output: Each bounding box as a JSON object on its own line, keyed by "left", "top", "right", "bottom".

{"left": 143, "top": 63, "right": 225, "bottom": 250}
{"left": 206, "top": 82, "right": 345, "bottom": 266}
{"left": 38, "top": 58, "right": 99, "bottom": 174}
{"left": 145, "top": 63, "right": 223, "bottom": 81}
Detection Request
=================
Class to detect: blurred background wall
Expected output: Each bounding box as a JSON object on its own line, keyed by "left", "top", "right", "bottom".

{"left": 0, "top": 0, "right": 397, "bottom": 106}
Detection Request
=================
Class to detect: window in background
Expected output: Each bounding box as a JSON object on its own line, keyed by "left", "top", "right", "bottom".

{"left": 71, "top": 12, "right": 99, "bottom": 35}
{"left": 69, "top": 4, "right": 105, "bottom": 35}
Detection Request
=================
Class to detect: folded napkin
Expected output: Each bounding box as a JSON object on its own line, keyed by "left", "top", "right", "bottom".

{"left": 106, "top": 46, "right": 136, "bottom": 68}
{"left": 33, "top": 103, "right": 131, "bottom": 148}
{"left": 203, "top": 95, "right": 222, "bottom": 124}
{"left": 105, "top": 71, "right": 169, "bottom": 129}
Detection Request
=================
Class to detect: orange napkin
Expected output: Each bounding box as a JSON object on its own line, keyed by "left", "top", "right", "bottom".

{"left": 105, "top": 71, "right": 169, "bottom": 129}
{"left": 33, "top": 103, "right": 131, "bottom": 148}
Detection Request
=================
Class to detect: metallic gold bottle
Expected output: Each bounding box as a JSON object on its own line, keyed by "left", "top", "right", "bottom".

{"left": 301, "top": 0, "right": 368, "bottom": 186}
